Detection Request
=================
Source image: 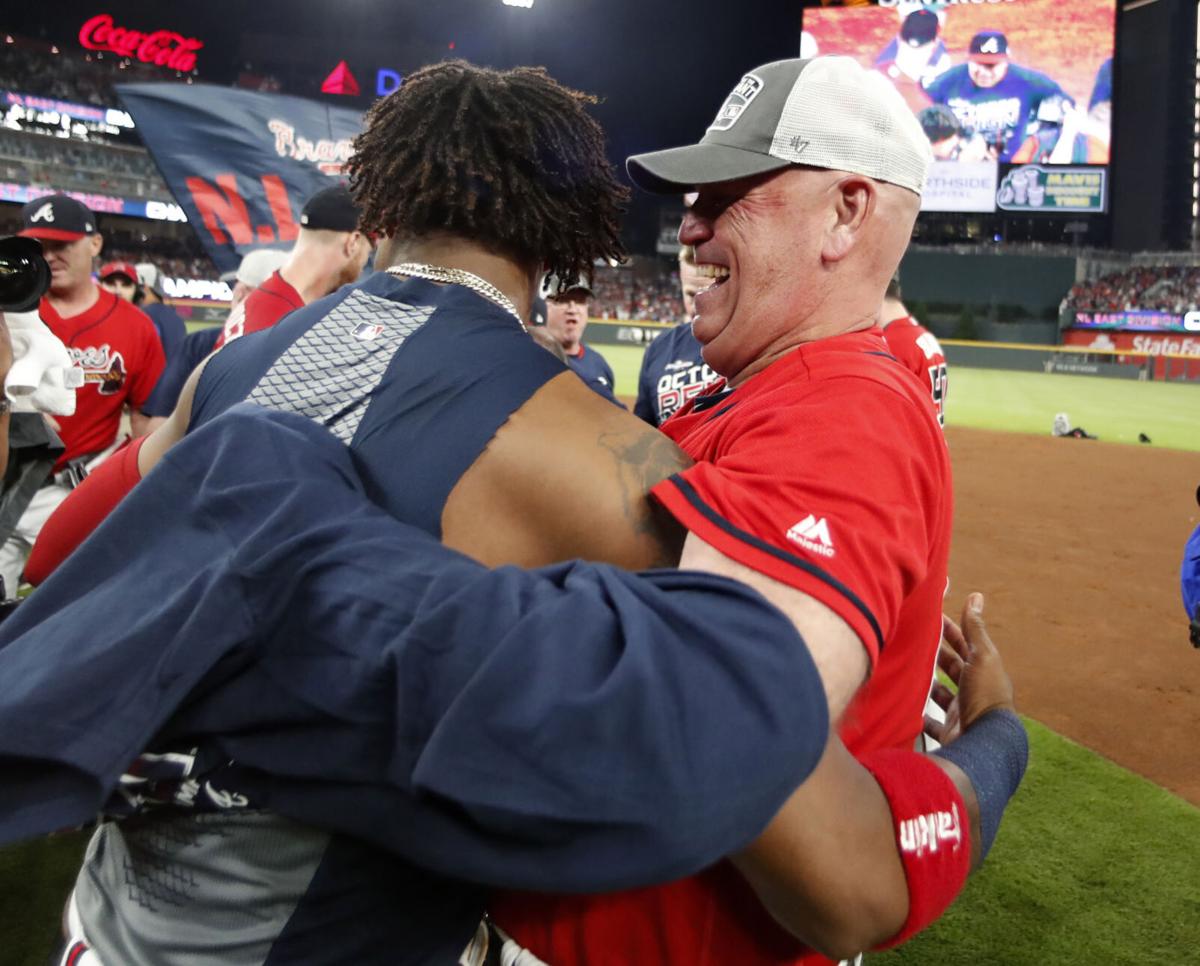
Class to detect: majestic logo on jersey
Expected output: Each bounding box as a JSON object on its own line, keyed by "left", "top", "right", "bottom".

{"left": 709, "top": 72, "right": 764, "bottom": 132}
{"left": 30, "top": 202, "right": 55, "bottom": 223}
{"left": 899, "top": 802, "right": 963, "bottom": 858}
{"left": 353, "top": 322, "right": 385, "bottom": 341}
{"left": 786, "top": 514, "right": 835, "bottom": 558}
{"left": 68, "top": 345, "right": 127, "bottom": 395}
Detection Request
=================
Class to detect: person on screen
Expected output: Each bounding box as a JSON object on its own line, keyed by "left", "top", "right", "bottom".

{"left": 918, "top": 105, "right": 989, "bottom": 162}
{"left": 875, "top": 7, "right": 951, "bottom": 110}
{"left": 923, "top": 30, "right": 1070, "bottom": 163}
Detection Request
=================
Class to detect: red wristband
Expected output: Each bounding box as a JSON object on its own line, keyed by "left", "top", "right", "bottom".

{"left": 26, "top": 435, "right": 147, "bottom": 586}
{"left": 860, "top": 748, "right": 971, "bottom": 950}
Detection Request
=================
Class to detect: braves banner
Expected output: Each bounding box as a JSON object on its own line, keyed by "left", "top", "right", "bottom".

{"left": 116, "top": 83, "right": 363, "bottom": 274}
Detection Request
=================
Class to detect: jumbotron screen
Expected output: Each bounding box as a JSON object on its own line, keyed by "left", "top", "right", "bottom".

{"left": 801, "top": 0, "right": 1116, "bottom": 214}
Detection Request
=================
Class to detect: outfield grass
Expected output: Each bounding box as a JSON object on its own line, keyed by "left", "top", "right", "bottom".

{"left": 873, "top": 719, "right": 1200, "bottom": 964}
{"left": 603, "top": 342, "right": 1200, "bottom": 453}
{"left": 945, "top": 368, "right": 1200, "bottom": 453}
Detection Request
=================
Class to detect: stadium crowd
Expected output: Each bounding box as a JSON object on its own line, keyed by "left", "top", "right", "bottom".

{"left": 0, "top": 37, "right": 174, "bottom": 107}
{"left": 0, "top": 130, "right": 170, "bottom": 202}
{"left": 1065, "top": 265, "right": 1200, "bottom": 313}
{"left": 591, "top": 262, "right": 685, "bottom": 323}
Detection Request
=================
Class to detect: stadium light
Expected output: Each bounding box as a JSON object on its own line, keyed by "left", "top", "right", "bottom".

{"left": 503, "top": 0, "right": 535, "bottom": 8}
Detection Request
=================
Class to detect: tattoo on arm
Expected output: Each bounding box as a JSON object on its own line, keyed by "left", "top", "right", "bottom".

{"left": 597, "top": 426, "right": 692, "bottom": 567}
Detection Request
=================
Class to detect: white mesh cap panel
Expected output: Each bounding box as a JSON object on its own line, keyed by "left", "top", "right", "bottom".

{"left": 767, "top": 57, "right": 932, "bottom": 196}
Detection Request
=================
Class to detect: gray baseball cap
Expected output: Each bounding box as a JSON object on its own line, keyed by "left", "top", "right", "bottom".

{"left": 627, "top": 57, "right": 932, "bottom": 197}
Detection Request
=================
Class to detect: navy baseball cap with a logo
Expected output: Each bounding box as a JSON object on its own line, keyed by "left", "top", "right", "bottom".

{"left": 969, "top": 31, "right": 1009, "bottom": 64}
{"left": 626, "top": 57, "right": 932, "bottom": 198}
{"left": 299, "top": 184, "right": 360, "bottom": 232}
{"left": 18, "top": 194, "right": 98, "bottom": 242}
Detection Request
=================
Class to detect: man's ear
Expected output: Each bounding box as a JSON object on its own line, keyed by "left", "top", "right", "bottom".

{"left": 90, "top": 234, "right": 104, "bottom": 258}
{"left": 823, "top": 177, "right": 874, "bottom": 263}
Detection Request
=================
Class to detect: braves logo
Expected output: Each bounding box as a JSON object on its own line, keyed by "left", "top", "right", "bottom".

{"left": 29, "top": 202, "right": 54, "bottom": 224}
{"left": 68, "top": 345, "right": 128, "bottom": 395}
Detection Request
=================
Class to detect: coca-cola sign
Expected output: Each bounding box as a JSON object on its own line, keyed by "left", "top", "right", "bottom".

{"left": 78, "top": 14, "right": 203, "bottom": 72}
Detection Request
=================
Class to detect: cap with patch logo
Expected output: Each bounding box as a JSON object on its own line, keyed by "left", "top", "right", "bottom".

{"left": 299, "top": 184, "right": 360, "bottom": 233}
{"left": 18, "top": 194, "right": 98, "bottom": 242}
{"left": 626, "top": 56, "right": 932, "bottom": 198}
{"left": 969, "top": 30, "right": 1008, "bottom": 64}
{"left": 540, "top": 273, "right": 593, "bottom": 300}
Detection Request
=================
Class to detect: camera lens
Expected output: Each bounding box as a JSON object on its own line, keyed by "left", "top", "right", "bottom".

{"left": 0, "top": 236, "right": 51, "bottom": 314}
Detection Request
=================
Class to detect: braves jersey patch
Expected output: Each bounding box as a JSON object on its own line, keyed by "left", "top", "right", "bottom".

{"left": 68, "top": 344, "right": 127, "bottom": 396}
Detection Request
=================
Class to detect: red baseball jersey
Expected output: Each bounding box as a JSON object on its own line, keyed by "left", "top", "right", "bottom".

{"left": 882, "top": 315, "right": 947, "bottom": 426}
{"left": 40, "top": 287, "right": 165, "bottom": 471}
{"left": 491, "top": 327, "right": 954, "bottom": 966}
{"left": 214, "top": 271, "right": 303, "bottom": 350}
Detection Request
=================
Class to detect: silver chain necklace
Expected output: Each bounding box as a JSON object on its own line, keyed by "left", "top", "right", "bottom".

{"left": 386, "top": 262, "right": 524, "bottom": 329}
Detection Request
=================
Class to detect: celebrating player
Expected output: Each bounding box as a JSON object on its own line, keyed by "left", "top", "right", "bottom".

{"left": 881, "top": 274, "right": 948, "bottom": 426}
{"left": 634, "top": 242, "right": 720, "bottom": 426}
{"left": 14, "top": 59, "right": 1026, "bottom": 965}
{"left": 923, "top": 30, "right": 1071, "bottom": 162}
{"left": 541, "top": 274, "right": 622, "bottom": 403}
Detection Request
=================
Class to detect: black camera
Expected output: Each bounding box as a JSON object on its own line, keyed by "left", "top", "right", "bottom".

{"left": 0, "top": 236, "right": 51, "bottom": 312}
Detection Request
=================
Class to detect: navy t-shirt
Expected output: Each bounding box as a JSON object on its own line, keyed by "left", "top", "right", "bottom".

{"left": 142, "top": 302, "right": 188, "bottom": 363}
{"left": 924, "top": 63, "right": 1066, "bottom": 161}
{"left": 563, "top": 343, "right": 620, "bottom": 404}
{"left": 193, "top": 272, "right": 566, "bottom": 536}
{"left": 634, "top": 322, "right": 719, "bottom": 426}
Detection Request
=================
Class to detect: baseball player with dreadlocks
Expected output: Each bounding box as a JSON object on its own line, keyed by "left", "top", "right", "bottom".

{"left": 17, "top": 60, "right": 1025, "bottom": 966}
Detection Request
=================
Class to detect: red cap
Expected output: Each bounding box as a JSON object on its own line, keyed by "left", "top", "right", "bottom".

{"left": 99, "top": 261, "right": 139, "bottom": 283}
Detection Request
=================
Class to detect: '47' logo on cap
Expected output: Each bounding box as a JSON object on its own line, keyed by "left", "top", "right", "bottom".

{"left": 709, "top": 73, "right": 763, "bottom": 133}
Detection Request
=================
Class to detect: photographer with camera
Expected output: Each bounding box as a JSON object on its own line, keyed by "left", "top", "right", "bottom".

{"left": 0, "top": 196, "right": 164, "bottom": 595}
{"left": 0, "top": 235, "right": 84, "bottom": 599}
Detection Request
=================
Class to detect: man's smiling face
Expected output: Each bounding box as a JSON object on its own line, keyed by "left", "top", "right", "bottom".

{"left": 678, "top": 168, "right": 829, "bottom": 380}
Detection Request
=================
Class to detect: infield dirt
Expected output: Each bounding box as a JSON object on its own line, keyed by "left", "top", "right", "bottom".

{"left": 947, "top": 426, "right": 1200, "bottom": 804}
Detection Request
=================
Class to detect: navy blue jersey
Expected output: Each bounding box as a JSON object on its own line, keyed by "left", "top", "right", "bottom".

{"left": 142, "top": 325, "right": 221, "bottom": 417}
{"left": 0, "top": 405, "right": 829, "bottom": 964}
{"left": 564, "top": 343, "right": 620, "bottom": 403}
{"left": 633, "top": 322, "right": 719, "bottom": 426}
{"left": 924, "top": 63, "right": 1066, "bottom": 162}
{"left": 192, "top": 272, "right": 566, "bottom": 536}
{"left": 142, "top": 302, "right": 188, "bottom": 364}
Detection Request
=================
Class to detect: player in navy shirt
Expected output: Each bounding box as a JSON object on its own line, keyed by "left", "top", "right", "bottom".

{"left": 542, "top": 275, "right": 621, "bottom": 404}
{"left": 923, "top": 30, "right": 1068, "bottom": 162}
{"left": 634, "top": 245, "right": 720, "bottom": 425}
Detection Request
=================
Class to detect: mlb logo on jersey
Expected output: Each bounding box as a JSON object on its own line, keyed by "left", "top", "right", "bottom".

{"left": 353, "top": 322, "right": 385, "bottom": 341}
{"left": 786, "top": 513, "right": 835, "bottom": 558}
{"left": 709, "top": 73, "right": 763, "bottom": 132}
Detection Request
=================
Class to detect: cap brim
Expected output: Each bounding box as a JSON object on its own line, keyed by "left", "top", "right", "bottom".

{"left": 19, "top": 227, "right": 86, "bottom": 242}
{"left": 627, "top": 142, "right": 794, "bottom": 195}
{"left": 969, "top": 54, "right": 1008, "bottom": 65}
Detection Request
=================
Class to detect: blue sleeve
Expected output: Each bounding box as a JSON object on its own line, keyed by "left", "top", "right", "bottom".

{"left": 141, "top": 327, "right": 220, "bottom": 417}
{"left": 0, "top": 405, "right": 828, "bottom": 891}
{"left": 634, "top": 339, "right": 659, "bottom": 424}
{"left": 1029, "top": 68, "right": 1066, "bottom": 101}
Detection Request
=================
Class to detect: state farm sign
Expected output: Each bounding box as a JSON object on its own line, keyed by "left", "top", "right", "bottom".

{"left": 79, "top": 14, "right": 203, "bottom": 72}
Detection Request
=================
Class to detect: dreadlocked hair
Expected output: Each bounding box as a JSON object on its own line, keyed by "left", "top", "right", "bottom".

{"left": 348, "top": 60, "right": 629, "bottom": 285}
